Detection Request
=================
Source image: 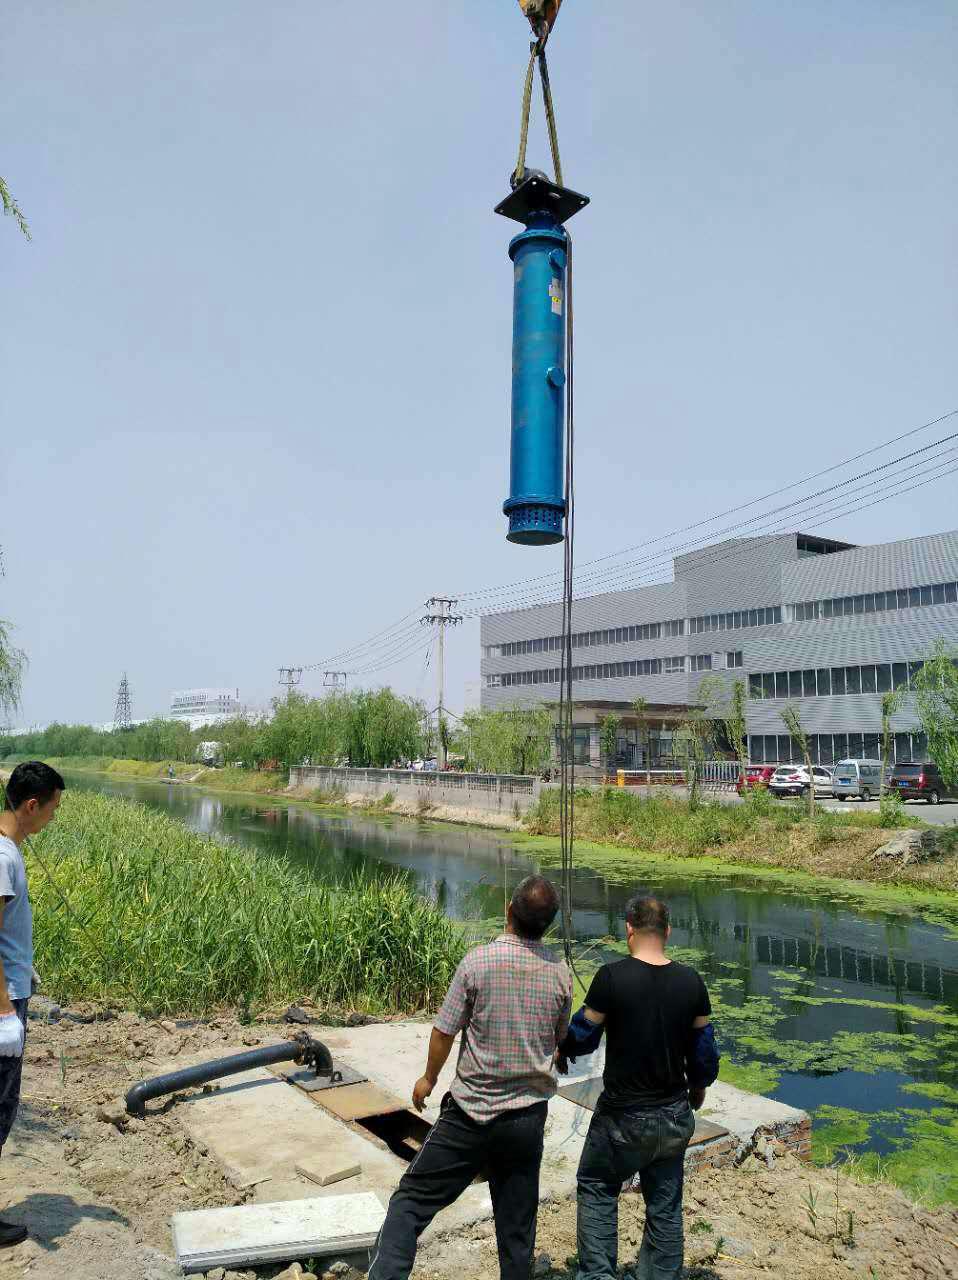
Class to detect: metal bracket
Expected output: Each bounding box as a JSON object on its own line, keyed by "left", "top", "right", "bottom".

{"left": 496, "top": 172, "right": 589, "bottom": 226}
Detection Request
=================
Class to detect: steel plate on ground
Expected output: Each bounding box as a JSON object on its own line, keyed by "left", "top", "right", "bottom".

{"left": 270, "top": 1061, "right": 368, "bottom": 1092}
{"left": 558, "top": 1076, "right": 728, "bottom": 1145}
{"left": 311, "top": 1081, "right": 406, "bottom": 1122}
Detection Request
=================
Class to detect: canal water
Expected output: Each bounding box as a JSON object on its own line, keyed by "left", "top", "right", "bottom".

{"left": 65, "top": 771, "right": 958, "bottom": 1202}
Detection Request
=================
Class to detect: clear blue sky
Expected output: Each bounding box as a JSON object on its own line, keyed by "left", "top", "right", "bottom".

{"left": 2, "top": 0, "right": 956, "bottom": 726}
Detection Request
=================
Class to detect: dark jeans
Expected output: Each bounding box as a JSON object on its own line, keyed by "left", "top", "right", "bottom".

{"left": 0, "top": 999, "right": 28, "bottom": 1151}
{"left": 368, "top": 1094, "right": 547, "bottom": 1280}
{"left": 576, "top": 1099, "right": 695, "bottom": 1280}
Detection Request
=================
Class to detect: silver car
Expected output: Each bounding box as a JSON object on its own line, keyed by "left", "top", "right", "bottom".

{"left": 831, "top": 759, "right": 883, "bottom": 801}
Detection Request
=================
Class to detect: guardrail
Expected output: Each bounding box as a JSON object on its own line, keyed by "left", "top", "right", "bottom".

{"left": 288, "top": 766, "right": 541, "bottom": 813}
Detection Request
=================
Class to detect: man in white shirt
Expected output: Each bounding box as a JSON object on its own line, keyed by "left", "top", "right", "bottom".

{"left": 0, "top": 761, "right": 65, "bottom": 1249}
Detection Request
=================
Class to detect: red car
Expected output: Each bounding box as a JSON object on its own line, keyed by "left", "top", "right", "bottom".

{"left": 737, "top": 765, "right": 776, "bottom": 794}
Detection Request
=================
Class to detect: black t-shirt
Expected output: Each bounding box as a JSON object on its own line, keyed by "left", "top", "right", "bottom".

{"left": 585, "top": 956, "right": 711, "bottom": 1110}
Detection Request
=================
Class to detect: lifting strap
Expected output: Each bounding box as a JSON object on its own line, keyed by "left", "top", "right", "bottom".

{"left": 514, "top": 8, "right": 564, "bottom": 187}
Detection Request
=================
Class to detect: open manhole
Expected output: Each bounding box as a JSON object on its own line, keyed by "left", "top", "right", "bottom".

{"left": 355, "top": 1110, "right": 433, "bottom": 1162}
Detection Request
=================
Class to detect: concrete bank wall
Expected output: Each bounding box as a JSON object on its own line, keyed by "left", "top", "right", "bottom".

{"left": 288, "top": 766, "right": 542, "bottom": 817}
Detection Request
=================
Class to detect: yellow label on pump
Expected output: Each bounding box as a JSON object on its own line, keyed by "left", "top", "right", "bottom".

{"left": 549, "top": 277, "right": 563, "bottom": 315}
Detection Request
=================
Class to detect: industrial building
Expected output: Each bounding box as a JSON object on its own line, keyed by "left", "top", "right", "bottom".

{"left": 479, "top": 528, "right": 958, "bottom": 772}
{"left": 169, "top": 688, "right": 242, "bottom": 731}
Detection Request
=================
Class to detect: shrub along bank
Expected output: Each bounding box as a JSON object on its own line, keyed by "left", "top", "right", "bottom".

{"left": 525, "top": 786, "right": 958, "bottom": 891}
{"left": 27, "top": 790, "right": 465, "bottom": 1017}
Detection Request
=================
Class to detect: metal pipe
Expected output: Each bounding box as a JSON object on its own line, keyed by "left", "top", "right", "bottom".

{"left": 125, "top": 1034, "right": 334, "bottom": 1117}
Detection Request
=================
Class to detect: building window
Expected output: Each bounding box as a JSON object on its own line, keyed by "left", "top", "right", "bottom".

{"left": 726, "top": 651, "right": 743, "bottom": 669}
{"left": 748, "top": 658, "right": 928, "bottom": 701}
{"left": 664, "top": 656, "right": 686, "bottom": 673}
{"left": 690, "top": 654, "right": 712, "bottom": 672}
{"left": 788, "top": 578, "right": 958, "bottom": 625}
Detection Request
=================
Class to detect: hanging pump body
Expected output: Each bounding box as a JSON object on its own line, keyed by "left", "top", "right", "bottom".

{"left": 497, "top": 172, "right": 588, "bottom": 545}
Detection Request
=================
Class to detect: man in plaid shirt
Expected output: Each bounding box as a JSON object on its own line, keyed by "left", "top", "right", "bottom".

{"left": 369, "top": 875, "right": 572, "bottom": 1280}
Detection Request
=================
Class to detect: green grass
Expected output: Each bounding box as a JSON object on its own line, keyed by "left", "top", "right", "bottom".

{"left": 28, "top": 790, "right": 465, "bottom": 1017}
{"left": 525, "top": 785, "right": 915, "bottom": 853}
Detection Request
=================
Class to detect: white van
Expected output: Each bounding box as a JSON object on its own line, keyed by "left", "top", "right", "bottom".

{"left": 831, "top": 759, "right": 883, "bottom": 801}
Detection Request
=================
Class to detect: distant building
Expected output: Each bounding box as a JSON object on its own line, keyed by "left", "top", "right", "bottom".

{"left": 170, "top": 688, "right": 242, "bottom": 730}
{"left": 480, "top": 528, "right": 958, "bottom": 776}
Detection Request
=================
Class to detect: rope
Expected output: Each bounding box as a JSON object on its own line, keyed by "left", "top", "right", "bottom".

{"left": 558, "top": 233, "right": 579, "bottom": 981}
{"left": 514, "top": 24, "right": 563, "bottom": 188}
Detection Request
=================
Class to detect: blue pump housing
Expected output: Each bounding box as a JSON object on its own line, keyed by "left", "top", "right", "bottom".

{"left": 496, "top": 171, "right": 588, "bottom": 546}
{"left": 503, "top": 211, "right": 569, "bottom": 545}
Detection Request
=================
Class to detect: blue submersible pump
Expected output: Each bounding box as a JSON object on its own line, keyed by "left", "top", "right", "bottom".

{"left": 497, "top": 170, "right": 589, "bottom": 545}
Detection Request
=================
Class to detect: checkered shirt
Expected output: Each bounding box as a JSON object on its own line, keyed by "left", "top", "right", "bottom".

{"left": 434, "top": 933, "right": 573, "bottom": 1123}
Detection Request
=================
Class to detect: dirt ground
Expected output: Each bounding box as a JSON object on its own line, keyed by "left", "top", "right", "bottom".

{"left": 0, "top": 1006, "right": 955, "bottom": 1280}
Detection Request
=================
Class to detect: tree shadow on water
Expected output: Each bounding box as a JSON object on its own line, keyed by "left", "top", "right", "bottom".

{"left": 3, "top": 1193, "right": 129, "bottom": 1252}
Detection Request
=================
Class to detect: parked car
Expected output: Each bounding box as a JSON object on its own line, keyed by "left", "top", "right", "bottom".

{"left": 737, "top": 765, "right": 776, "bottom": 794}
{"left": 769, "top": 765, "right": 834, "bottom": 798}
{"left": 887, "top": 761, "right": 957, "bottom": 805}
{"left": 831, "top": 759, "right": 884, "bottom": 801}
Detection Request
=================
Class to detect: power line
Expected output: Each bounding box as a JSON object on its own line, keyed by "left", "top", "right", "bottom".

{"left": 453, "top": 434, "right": 958, "bottom": 616}
{"left": 281, "top": 405, "right": 958, "bottom": 676}
{"left": 456, "top": 406, "right": 958, "bottom": 604}
{"left": 457, "top": 450, "right": 958, "bottom": 618}
{"left": 457, "top": 427, "right": 958, "bottom": 611}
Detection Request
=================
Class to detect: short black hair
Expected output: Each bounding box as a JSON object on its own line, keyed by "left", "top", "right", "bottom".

{"left": 510, "top": 875, "right": 560, "bottom": 940}
{"left": 4, "top": 761, "right": 66, "bottom": 811}
{"left": 626, "top": 894, "right": 670, "bottom": 938}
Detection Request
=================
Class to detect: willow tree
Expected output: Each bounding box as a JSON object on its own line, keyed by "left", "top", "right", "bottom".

{"left": 1, "top": 179, "right": 30, "bottom": 240}
{"left": 879, "top": 687, "right": 905, "bottom": 797}
{"left": 912, "top": 640, "right": 958, "bottom": 788}
{"left": 600, "top": 713, "right": 620, "bottom": 779}
{"left": 0, "top": 620, "right": 27, "bottom": 722}
{"left": 781, "top": 703, "right": 815, "bottom": 818}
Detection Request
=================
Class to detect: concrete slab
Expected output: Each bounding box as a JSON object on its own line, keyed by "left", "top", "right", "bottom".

{"left": 174, "top": 1055, "right": 403, "bottom": 1206}
{"left": 296, "top": 1159, "right": 362, "bottom": 1188}
{"left": 164, "top": 1023, "right": 809, "bottom": 1246}
{"left": 172, "top": 1192, "right": 385, "bottom": 1272}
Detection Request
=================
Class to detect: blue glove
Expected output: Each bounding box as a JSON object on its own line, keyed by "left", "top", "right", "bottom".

{"left": 558, "top": 1007, "right": 604, "bottom": 1064}
{"left": 685, "top": 1023, "right": 720, "bottom": 1089}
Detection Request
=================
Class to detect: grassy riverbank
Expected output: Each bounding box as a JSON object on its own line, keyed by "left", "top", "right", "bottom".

{"left": 1, "top": 753, "right": 287, "bottom": 793}
{"left": 28, "top": 790, "right": 465, "bottom": 1016}
{"left": 526, "top": 786, "right": 958, "bottom": 892}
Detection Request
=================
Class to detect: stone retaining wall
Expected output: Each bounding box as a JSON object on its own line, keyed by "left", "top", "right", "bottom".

{"left": 288, "top": 766, "right": 541, "bottom": 817}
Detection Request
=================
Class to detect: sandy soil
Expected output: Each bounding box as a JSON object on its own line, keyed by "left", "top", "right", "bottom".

{"left": 0, "top": 1006, "right": 955, "bottom": 1280}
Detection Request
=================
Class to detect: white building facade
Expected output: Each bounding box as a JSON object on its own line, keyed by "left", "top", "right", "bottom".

{"left": 170, "top": 688, "right": 242, "bottom": 731}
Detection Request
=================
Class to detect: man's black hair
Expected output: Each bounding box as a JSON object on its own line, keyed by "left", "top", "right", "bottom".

{"left": 625, "top": 894, "right": 670, "bottom": 938}
{"left": 4, "top": 761, "right": 66, "bottom": 811}
{"left": 510, "top": 875, "right": 560, "bottom": 940}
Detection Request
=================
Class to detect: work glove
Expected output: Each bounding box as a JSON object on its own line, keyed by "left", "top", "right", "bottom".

{"left": 0, "top": 1012, "right": 24, "bottom": 1058}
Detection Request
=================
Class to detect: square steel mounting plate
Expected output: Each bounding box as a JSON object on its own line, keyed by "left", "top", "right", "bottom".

{"left": 272, "top": 1061, "right": 368, "bottom": 1093}
{"left": 495, "top": 174, "right": 590, "bottom": 225}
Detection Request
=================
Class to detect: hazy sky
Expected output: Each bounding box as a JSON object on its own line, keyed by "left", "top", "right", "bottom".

{"left": 2, "top": 0, "right": 956, "bottom": 727}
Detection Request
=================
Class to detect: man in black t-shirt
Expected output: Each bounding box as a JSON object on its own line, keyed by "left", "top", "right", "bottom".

{"left": 564, "top": 895, "right": 717, "bottom": 1280}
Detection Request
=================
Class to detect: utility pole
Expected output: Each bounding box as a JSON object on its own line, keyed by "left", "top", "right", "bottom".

{"left": 420, "top": 597, "right": 462, "bottom": 767}
{"left": 113, "top": 672, "right": 133, "bottom": 732}
{"left": 278, "top": 667, "right": 303, "bottom": 700}
{"left": 323, "top": 671, "right": 348, "bottom": 689}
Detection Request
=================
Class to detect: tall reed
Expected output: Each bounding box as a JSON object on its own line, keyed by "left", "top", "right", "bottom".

{"left": 29, "top": 791, "right": 465, "bottom": 1017}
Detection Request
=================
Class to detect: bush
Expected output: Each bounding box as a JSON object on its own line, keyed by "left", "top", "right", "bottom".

{"left": 879, "top": 790, "right": 906, "bottom": 829}
{"left": 28, "top": 791, "right": 465, "bottom": 1016}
